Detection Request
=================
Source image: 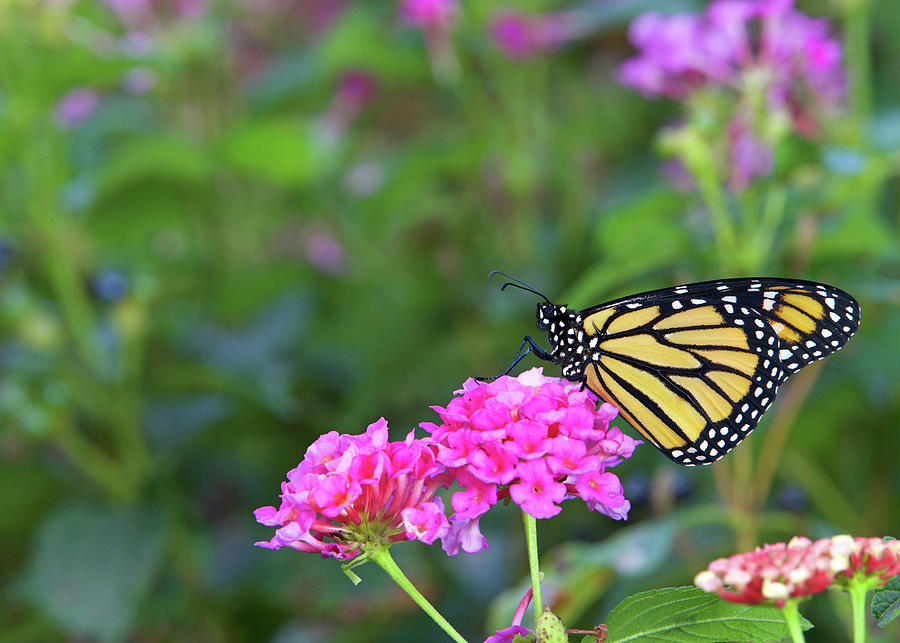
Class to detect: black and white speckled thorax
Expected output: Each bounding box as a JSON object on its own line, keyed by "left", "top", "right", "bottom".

{"left": 536, "top": 302, "right": 587, "bottom": 381}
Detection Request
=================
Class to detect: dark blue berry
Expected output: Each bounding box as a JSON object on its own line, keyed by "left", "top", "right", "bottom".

{"left": 91, "top": 270, "right": 129, "bottom": 303}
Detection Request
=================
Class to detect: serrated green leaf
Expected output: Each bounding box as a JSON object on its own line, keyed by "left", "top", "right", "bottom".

{"left": 872, "top": 575, "right": 900, "bottom": 627}
{"left": 605, "top": 586, "right": 810, "bottom": 643}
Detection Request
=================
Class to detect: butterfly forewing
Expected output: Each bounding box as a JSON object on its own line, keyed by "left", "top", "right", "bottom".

{"left": 547, "top": 278, "right": 859, "bottom": 465}
{"left": 580, "top": 298, "right": 783, "bottom": 465}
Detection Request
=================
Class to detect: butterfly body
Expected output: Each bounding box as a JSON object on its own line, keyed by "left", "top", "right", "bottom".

{"left": 519, "top": 278, "right": 860, "bottom": 466}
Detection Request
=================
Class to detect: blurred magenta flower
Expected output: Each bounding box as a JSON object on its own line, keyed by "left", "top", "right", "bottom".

{"left": 337, "top": 69, "right": 379, "bottom": 106}
{"left": 304, "top": 228, "right": 346, "bottom": 275}
{"left": 619, "top": 0, "right": 845, "bottom": 124}
{"left": 490, "top": 10, "right": 566, "bottom": 60}
{"left": 318, "top": 70, "right": 379, "bottom": 142}
{"left": 254, "top": 418, "right": 450, "bottom": 559}
{"left": 727, "top": 115, "right": 774, "bottom": 191}
{"left": 694, "top": 536, "right": 844, "bottom": 606}
{"left": 54, "top": 89, "right": 100, "bottom": 129}
{"left": 421, "top": 367, "right": 639, "bottom": 555}
{"left": 399, "top": 0, "right": 458, "bottom": 31}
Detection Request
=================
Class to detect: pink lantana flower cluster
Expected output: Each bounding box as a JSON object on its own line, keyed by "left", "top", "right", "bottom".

{"left": 254, "top": 418, "right": 450, "bottom": 560}
{"left": 421, "top": 367, "right": 639, "bottom": 555}
{"left": 695, "top": 535, "right": 900, "bottom": 607}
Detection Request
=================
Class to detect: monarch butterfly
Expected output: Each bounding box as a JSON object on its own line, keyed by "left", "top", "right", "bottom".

{"left": 490, "top": 274, "right": 860, "bottom": 466}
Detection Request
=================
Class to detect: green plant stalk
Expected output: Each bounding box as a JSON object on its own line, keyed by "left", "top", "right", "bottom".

{"left": 844, "top": 2, "right": 872, "bottom": 142}
{"left": 674, "top": 129, "right": 739, "bottom": 269}
{"left": 749, "top": 365, "right": 820, "bottom": 511}
{"left": 747, "top": 186, "right": 787, "bottom": 272}
{"left": 52, "top": 417, "right": 132, "bottom": 503}
{"left": 781, "top": 600, "right": 807, "bottom": 643}
{"left": 848, "top": 583, "right": 868, "bottom": 643}
{"left": 368, "top": 546, "right": 468, "bottom": 643}
{"left": 523, "top": 510, "right": 543, "bottom": 622}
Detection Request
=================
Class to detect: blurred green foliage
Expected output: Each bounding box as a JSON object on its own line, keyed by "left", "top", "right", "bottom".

{"left": 0, "top": 0, "right": 898, "bottom": 641}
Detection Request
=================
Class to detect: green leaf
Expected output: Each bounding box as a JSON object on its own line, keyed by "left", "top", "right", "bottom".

{"left": 872, "top": 575, "right": 900, "bottom": 628}
{"left": 92, "top": 134, "right": 213, "bottom": 198}
{"left": 604, "top": 586, "right": 810, "bottom": 643}
{"left": 22, "top": 502, "right": 167, "bottom": 642}
{"left": 219, "top": 119, "right": 323, "bottom": 187}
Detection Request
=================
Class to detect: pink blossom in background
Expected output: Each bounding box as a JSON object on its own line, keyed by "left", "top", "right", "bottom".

{"left": 55, "top": 89, "right": 100, "bottom": 129}
{"left": 337, "top": 70, "right": 379, "bottom": 106}
{"left": 618, "top": 0, "right": 845, "bottom": 126}
{"left": 727, "top": 115, "right": 774, "bottom": 191}
{"left": 490, "top": 10, "right": 567, "bottom": 60}
{"left": 103, "top": 0, "right": 152, "bottom": 27}
{"left": 304, "top": 229, "right": 346, "bottom": 275}
{"left": 103, "top": 0, "right": 208, "bottom": 28}
{"left": 254, "top": 418, "right": 451, "bottom": 559}
{"left": 421, "top": 368, "right": 639, "bottom": 556}
{"left": 399, "top": 0, "right": 458, "bottom": 31}
{"left": 122, "top": 67, "right": 157, "bottom": 94}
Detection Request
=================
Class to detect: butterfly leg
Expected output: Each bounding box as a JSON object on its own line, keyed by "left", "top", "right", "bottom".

{"left": 477, "top": 336, "right": 553, "bottom": 381}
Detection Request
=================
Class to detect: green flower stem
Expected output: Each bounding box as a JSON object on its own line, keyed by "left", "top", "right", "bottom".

{"left": 747, "top": 186, "right": 787, "bottom": 272}
{"left": 522, "top": 510, "right": 543, "bottom": 622}
{"left": 848, "top": 583, "right": 868, "bottom": 643}
{"left": 368, "top": 546, "right": 468, "bottom": 643}
{"left": 844, "top": 0, "right": 872, "bottom": 142}
{"left": 781, "top": 600, "right": 807, "bottom": 643}
{"left": 668, "top": 126, "right": 738, "bottom": 269}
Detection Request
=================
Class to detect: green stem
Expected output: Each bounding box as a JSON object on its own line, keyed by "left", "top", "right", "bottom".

{"left": 748, "top": 186, "right": 787, "bottom": 271}
{"left": 368, "top": 546, "right": 468, "bottom": 643}
{"left": 848, "top": 583, "right": 868, "bottom": 643}
{"left": 844, "top": 1, "right": 872, "bottom": 144}
{"left": 781, "top": 600, "right": 806, "bottom": 643}
{"left": 522, "top": 511, "right": 543, "bottom": 622}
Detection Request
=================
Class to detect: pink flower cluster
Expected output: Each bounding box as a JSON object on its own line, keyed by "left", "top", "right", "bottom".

{"left": 490, "top": 10, "right": 567, "bottom": 60}
{"left": 399, "top": 0, "right": 458, "bottom": 30}
{"left": 254, "top": 418, "right": 450, "bottom": 559}
{"left": 695, "top": 536, "right": 900, "bottom": 606}
{"left": 421, "top": 368, "right": 638, "bottom": 555}
{"left": 618, "top": 0, "right": 844, "bottom": 109}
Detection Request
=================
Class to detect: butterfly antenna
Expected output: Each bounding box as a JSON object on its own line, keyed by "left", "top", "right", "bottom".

{"left": 488, "top": 270, "right": 550, "bottom": 302}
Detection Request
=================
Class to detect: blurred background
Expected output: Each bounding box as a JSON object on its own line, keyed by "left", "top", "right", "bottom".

{"left": 1, "top": 0, "right": 898, "bottom": 641}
